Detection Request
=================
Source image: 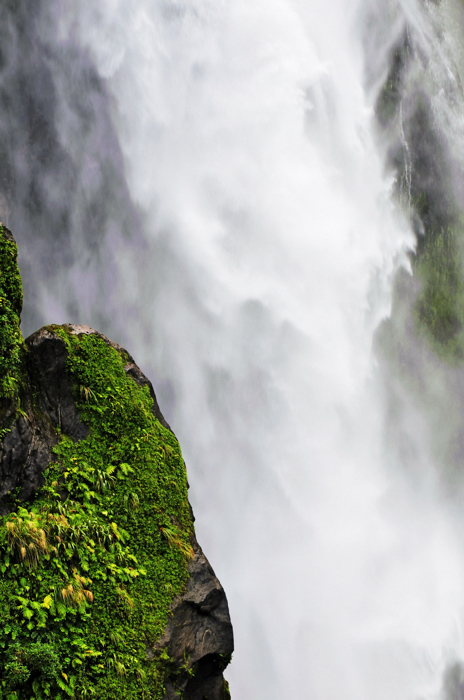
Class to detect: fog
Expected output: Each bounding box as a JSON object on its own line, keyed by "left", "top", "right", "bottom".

{"left": 3, "top": 0, "right": 464, "bottom": 698}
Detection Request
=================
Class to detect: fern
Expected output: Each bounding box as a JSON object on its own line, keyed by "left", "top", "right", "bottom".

{"left": 159, "top": 526, "right": 194, "bottom": 560}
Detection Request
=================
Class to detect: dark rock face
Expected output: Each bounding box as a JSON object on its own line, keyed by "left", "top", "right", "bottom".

{"left": 0, "top": 410, "right": 57, "bottom": 512}
{"left": 444, "top": 662, "right": 464, "bottom": 700}
{"left": 0, "top": 365, "right": 58, "bottom": 515}
{"left": 26, "top": 327, "right": 90, "bottom": 441}
{"left": 156, "top": 540, "right": 234, "bottom": 700}
{"left": 0, "top": 316, "right": 233, "bottom": 697}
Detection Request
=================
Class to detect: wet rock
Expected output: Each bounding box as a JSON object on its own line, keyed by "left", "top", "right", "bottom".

{"left": 156, "top": 538, "right": 234, "bottom": 700}
{"left": 0, "top": 364, "right": 59, "bottom": 515}
{"left": 26, "top": 327, "right": 89, "bottom": 441}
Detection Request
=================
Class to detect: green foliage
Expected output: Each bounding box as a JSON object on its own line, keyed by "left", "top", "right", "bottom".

{"left": 4, "top": 642, "right": 61, "bottom": 693}
{"left": 414, "top": 225, "right": 464, "bottom": 356}
{"left": 0, "top": 329, "right": 194, "bottom": 699}
{"left": 412, "top": 220, "right": 464, "bottom": 360}
{"left": 0, "top": 226, "right": 24, "bottom": 400}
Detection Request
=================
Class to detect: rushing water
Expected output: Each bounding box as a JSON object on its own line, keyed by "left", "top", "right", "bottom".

{"left": 5, "top": 0, "right": 464, "bottom": 698}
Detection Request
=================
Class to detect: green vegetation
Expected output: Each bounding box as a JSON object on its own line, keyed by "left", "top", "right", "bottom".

{"left": 413, "top": 222, "right": 464, "bottom": 359}
{"left": 0, "top": 326, "right": 194, "bottom": 699}
{"left": 374, "top": 35, "right": 464, "bottom": 361}
{"left": 0, "top": 228, "right": 23, "bottom": 400}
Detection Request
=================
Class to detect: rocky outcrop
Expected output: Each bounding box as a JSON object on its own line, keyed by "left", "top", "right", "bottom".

{"left": 156, "top": 541, "right": 233, "bottom": 700}
{"left": 0, "top": 227, "right": 233, "bottom": 699}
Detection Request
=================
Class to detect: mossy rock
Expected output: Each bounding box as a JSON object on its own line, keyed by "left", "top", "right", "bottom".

{"left": 413, "top": 223, "right": 464, "bottom": 359}
{"left": 0, "top": 227, "right": 233, "bottom": 699}
{"left": 375, "top": 27, "right": 464, "bottom": 364}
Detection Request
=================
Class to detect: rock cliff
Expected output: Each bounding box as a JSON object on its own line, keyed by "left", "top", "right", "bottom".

{"left": 0, "top": 226, "right": 233, "bottom": 699}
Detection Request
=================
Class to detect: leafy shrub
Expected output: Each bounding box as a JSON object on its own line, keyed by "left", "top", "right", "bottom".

{"left": 0, "top": 330, "right": 194, "bottom": 698}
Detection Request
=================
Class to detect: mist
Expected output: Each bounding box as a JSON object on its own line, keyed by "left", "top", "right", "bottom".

{"left": 2, "top": 0, "right": 464, "bottom": 698}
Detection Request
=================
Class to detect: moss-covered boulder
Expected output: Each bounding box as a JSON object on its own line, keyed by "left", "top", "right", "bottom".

{"left": 0, "top": 226, "right": 233, "bottom": 699}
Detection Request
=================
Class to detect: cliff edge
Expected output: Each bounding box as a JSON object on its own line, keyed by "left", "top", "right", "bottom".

{"left": 0, "top": 227, "right": 233, "bottom": 699}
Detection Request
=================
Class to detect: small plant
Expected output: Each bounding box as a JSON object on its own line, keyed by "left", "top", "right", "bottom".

{"left": 56, "top": 571, "right": 94, "bottom": 609}
{"left": 160, "top": 525, "right": 194, "bottom": 560}
{"left": 5, "top": 511, "right": 48, "bottom": 566}
{"left": 3, "top": 642, "right": 61, "bottom": 689}
{"left": 79, "top": 385, "right": 96, "bottom": 403}
{"left": 4, "top": 658, "right": 30, "bottom": 688}
{"left": 105, "top": 652, "right": 127, "bottom": 677}
{"left": 115, "top": 586, "right": 134, "bottom": 611}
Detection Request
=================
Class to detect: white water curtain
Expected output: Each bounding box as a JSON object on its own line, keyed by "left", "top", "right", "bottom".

{"left": 36, "top": 0, "right": 464, "bottom": 697}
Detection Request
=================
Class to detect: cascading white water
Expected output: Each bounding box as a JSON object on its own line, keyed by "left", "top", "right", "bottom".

{"left": 31, "top": 0, "right": 464, "bottom": 697}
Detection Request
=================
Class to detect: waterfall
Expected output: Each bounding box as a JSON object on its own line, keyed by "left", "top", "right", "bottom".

{"left": 4, "top": 0, "right": 464, "bottom": 697}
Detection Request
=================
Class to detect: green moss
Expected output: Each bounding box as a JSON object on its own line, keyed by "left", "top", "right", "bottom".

{"left": 375, "top": 40, "right": 464, "bottom": 363}
{"left": 413, "top": 224, "right": 464, "bottom": 358}
{"left": 0, "top": 226, "right": 24, "bottom": 400}
{"left": 0, "top": 329, "right": 194, "bottom": 699}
